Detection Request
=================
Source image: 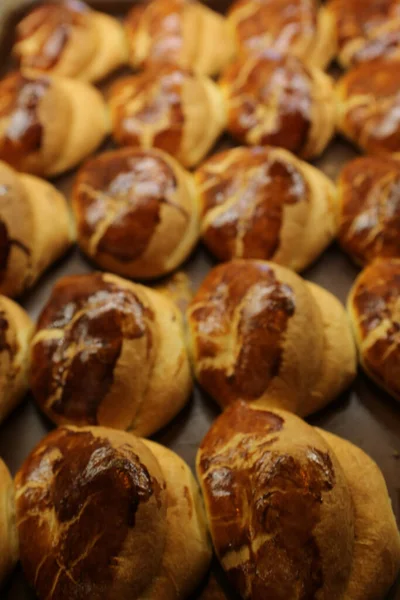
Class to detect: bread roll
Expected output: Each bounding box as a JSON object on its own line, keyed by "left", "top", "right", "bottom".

{"left": 336, "top": 60, "right": 400, "bottom": 155}
{"left": 0, "top": 161, "right": 74, "bottom": 298}
{"left": 228, "top": 0, "right": 336, "bottom": 70}
{"left": 326, "top": 0, "right": 400, "bottom": 67}
{"left": 15, "top": 425, "right": 211, "bottom": 600}
{"left": 109, "top": 66, "right": 226, "bottom": 168}
{"left": 0, "top": 458, "right": 18, "bottom": 586}
{"left": 125, "top": 0, "right": 234, "bottom": 77}
{"left": 30, "top": 272, "right": 192, "bottom": 436}
{"left": 338, "top": 156, "right": 400, "bottom": 265}
{"left": 348, "top": 258, "right": 400, "bottom": 401}
{"left": 72, "top": 148, "right": 200, "bottom": 279}
{"left": 349, "top": 19, "right": 400, "bottom": 66}
{"left": 187, "top": 260, "right": 356, "bottom": 416}
{"left": 13, "top": 0, "right": 127, "bottom": 82}
{"left": 197, "top": 401, "right": 400, "bottom": 600}
{"left": 0, "top": 295, "right": 33, "bottom": 424}
{"left": 195, "top": 146, "right": 337, "bottom": 270}
{"left": 0, "top": 72, "right": 109, "bottom": 177}
{"left": 220, "top": 51, "right": 335, "bottom": 159}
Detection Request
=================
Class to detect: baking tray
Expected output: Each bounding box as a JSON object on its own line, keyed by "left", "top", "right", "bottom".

{"left": 0, "top": 1, "right": 399, "bottom": 599}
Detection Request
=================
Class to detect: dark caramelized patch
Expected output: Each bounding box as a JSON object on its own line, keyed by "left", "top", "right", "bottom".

{"left": 0, "top": 218, "right": 31, "bottom": 284}
{"left": 230, "top": 0, "right": 317, "bottom": 55}
{"left": 199, "top": 403, "right": 335, "bottom": 599}
{"left": 341, "top": 60, "right": 400, "bottom": 153}
{"left": 222, "top": 52, "right": 312, "bottom": 152}
{"left": 197, "top": 147, "right": 309, "bottom": 261}
{"left": 351, "top": 258, "right": 400, "bottom": 395}
{"left": 0, "top": 73, "right": 49, "bottom": 168}
{"left": 16, "top": 427, "right": 160, "bottom": 599}
{"left": 110, "top": 66, "right": 186, "bottom": 155}
{"left": 0, "top": 311, "right": 11, "bottom": 354}
{"left": 339, "top": 157, "right": 400, "bottom": 263}
{"left": 15, "top": 1, "right": 90, "bottom": 70}
{"left": 189, "top": 261, "right": 295, "bottom": 406}
{"left": 125, "top": 0, "right": 184, "bottom": 68}
{"left": 74, "top": 148, "right": 187, "bottom": 261}
{"left": 31, "top": 273, "right": 154, "bottom": 423}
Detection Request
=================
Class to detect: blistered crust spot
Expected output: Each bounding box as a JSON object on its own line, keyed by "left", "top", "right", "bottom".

{"left": 196, "top": 147, "right": 309, "bottom": 260}
{"left": 110, "top": 66, "right": 186, "bottom": 155}
{"left": 15, "top": 1, "right": 90, "bottom": 71}
{"left": 31, "top": 273, "right": 155, "bottom": 423}
{"left": 229, "top": 0, "right": 317, "bottom": 56}
{"left": 351, "top": 258, "right": 400, "bottom": 395}
{"left": 222, "top": 53, "right": 312, "bottom": 152}
{"left": 0, "top": 73, "right": 49, "bottom": 168}
{"left": 16, "top": 427, "right": 162, "bottom": 600}
{"left": 339, "top": 157, "right": 400, "bottom": 263}
{"left": 74, "top": 149, "right": 188, "bottom": 261}
{"left": 340, "top": 60, "right": 400, "bottom": 153}
{"left": 199, "top": 402, "right": 335, "bottom": 600}
{"left": 189, "top": 261, "right": 295, "bottom": 406}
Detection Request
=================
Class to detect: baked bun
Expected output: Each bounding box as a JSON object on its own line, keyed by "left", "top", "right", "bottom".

{"left": 336, "top": 60, "right": 400, "bottom": 155}
{"left": 124, "top": 0, "right": 234, "bottom": 77}
{"left": 220, "top": 51, "right": 335, "bottom": 159}
{"left": 0, "top": 295, "right": 33, "bottom": 424}
{"left": 348, "top": 258, "right": 400, "bottom": 401}
{"left": 15, "top": 425, "right": 211, "bottom": 600}
{"left": 326, "top": 0, "right": 400, "bottom": 68}
{"left": 195, "top": 146, "right": 337, "bottom": 270}
{"left": 338, "top": 156, "right": 400, "bottom": 265}
{"left": 0, "top": 458, "right": 18, "bottom": 586}
{"left": 109, "top": 66, "right": 226, "bottom": 168}
{"left": 349, "top": 19, "right": 400, "bottom": 66}
{"left": 197, "top": 401, "right": 400, "bottom": 600}
{"left": 0, "top": 161, "right": 74, "bottom": 298}
{"left": 13, "top": 0, "right": 127, "bottom": 83}
{"left": 228, "top": 0, "right": 337, "bottom": 70}
{"left": 187, "top": 260, "right": 356, "bottom": 415}
{"left": 30, "top": 272, "right": 192, "bottom": 436}
{"left": 72, "top": 148, "right": 200, "bottom": 279}
{"left": 0, "top": 72, "right": 109, "bottom": 177}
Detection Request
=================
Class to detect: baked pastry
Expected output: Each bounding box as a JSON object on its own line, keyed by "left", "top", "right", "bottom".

{"left": 220, "top": 51, "right": 336, "bottom": 159}
{"left": 0, "top": 295, "right": 33, "bottom": 424}
{"left": 72, "top": 148, "right": 200, "bottom": 279}
{"left": 15, "top": 425, "right": 211, "bottom": 600}
{"left": 197, "top": 401, "right": 400, "bottom": 600}
{"left": 109, "top": 66, "right": 226, "bottom": 168}
{"left": 13, "top": 0, "right": 127, "bottom": 83}
{"left": 336, "top": 60, "right": 400, "bottom": 156}
{"left": 124, "top": 0, "right": 234, "bottom": 77}
{"left": 0, "top": 161, "right": 74, "bottom": 298}
{"left": 227, "top": 0, "right": 337, "bottom": 70}
{"left": 0, "top": 71, "right": 109, "bottom": 177}
{"left": 30, "top": 272, "right": 192, "bottom": 436}
{"left": 338, "top": 156, "right": 400, "bottom": 265}
{"left": 348, "top": 258, "right": 400, "bottom": 401}
{"left": 348, "top": 19, "right": 400, "bottom": 66}
{"left": 326, "top": 0, "right": 400, "bottom": 68}
{"left": 195, "top": 146, "right": 337, "bottom": 270}
{"left": 0, "top": 458, "right": 19, "bottom": 586}
{"left": 187, "top": 260, "right": 356, "bottom": 415}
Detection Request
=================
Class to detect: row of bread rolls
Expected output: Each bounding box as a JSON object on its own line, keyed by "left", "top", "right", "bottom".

{"left": 0, "top": 400, "right": 399, "bottom": 598}
{"left": 12, "top": 0, "right": 400, "bottom": 80}
{"left": 1, "top": 258, "right": 400, "bottom": 433}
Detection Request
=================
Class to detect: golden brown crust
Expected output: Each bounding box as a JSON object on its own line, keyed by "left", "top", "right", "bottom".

{"left": 72, "top": 148, "right": 199, "bottom": 279}
{"left": 338, "top": 156, "right": 400, "bottom": 265}
{"left": 194, "top": 145, "right": 336, "bottom": 270}
{"left": 109, "top": 67, "right": 226, "bottom": 168}
{"left": 31, "top": 272, "right": 192, "bottom": 436}
{"left": 0, "top": 458, "right": 19, "bottom": 585}
{"left": 351, "top": 18, "right": 400, "bottom": 65}
{"left": 336, "top": 60, "right": 400, "bottom": 155}
{"left": 348, "top": 258, "right": 400, "bottom": 400}
{"left": 220, "top": 51, "right": 335, "bottom": 159}
{"left": 197, "top": 402, "right": 354, "bottom": 599}
{"left": 327, "top": 0, "right": 400, "bottom": 66}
